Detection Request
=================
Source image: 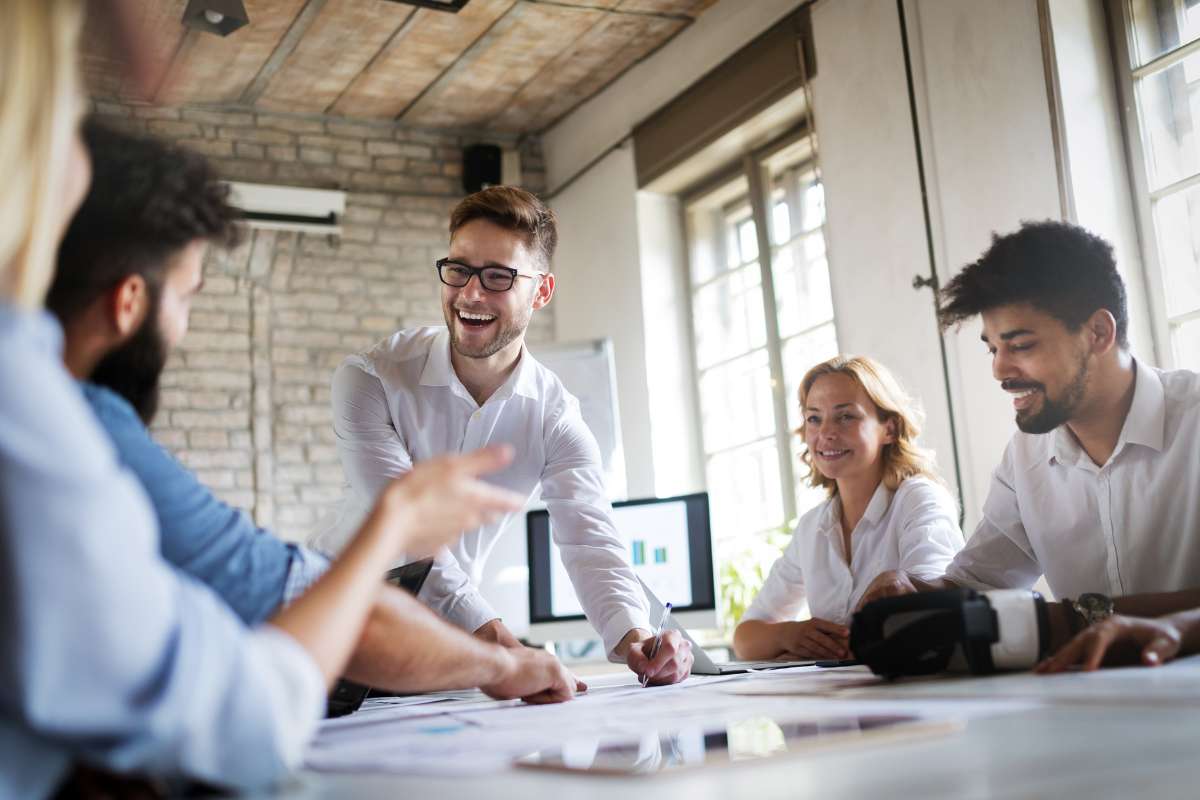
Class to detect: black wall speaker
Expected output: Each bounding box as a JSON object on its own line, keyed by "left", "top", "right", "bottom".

{"left": 462, "top": 144, "right": 502, "bottom": 194}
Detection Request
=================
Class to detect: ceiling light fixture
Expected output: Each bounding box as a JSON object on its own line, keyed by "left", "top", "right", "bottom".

{"left": 182, "top": 0, "right": 249, "bottom": 37}
{"left": 381, "top": 0, "right": 471, "bottom": 13}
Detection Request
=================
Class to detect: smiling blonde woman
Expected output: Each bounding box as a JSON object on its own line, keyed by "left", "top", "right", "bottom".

{"left": 732, "top": 355, "right": 964, "bottom": 662}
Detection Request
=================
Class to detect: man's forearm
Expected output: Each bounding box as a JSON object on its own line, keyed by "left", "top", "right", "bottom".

{"left": 1114, "top": 589, "right": 1200, "bottom": 618}
{"left": 341, "top": 585, "right": 512, "bottom": 693}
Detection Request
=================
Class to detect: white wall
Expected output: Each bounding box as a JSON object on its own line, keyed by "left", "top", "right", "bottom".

{"left": 807, "top": 0, "right": 963, "bottom": 515}
{"left": 637, "top": 190, "right": 705, "bottom": 497}
{"left": 550, "top": 143, "right": 657, "bottom": 498}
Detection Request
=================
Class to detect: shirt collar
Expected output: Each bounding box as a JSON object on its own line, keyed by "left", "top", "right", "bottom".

{"left": 419, "top": 327, "right": 539, "bottom": 404}
{"left": 1048, "top": 358, "right": 1164, "bottom": 467}
{"left": 819, "top": 481, "right": 892, "bottom": 535}
{"left": 1118, "top": 358, "right": 1165, "bottom": 452}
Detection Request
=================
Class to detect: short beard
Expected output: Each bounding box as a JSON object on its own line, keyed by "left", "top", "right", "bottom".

{"left": 90, "top": 300, "right": 169, "bottom": 426}
{"left": 1015, "top": 352, "right": 1089, "bottom": 434}
{"left": 444, "top": 302, "right": 531, "bottom": 360}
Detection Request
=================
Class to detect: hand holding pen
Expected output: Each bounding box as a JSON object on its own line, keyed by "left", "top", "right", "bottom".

{"left": 641, "top": 603, "right": 674, "bottom": 687}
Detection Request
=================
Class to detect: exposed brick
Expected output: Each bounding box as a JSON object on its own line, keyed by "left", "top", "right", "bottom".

{"left": 96, "top": 97, "right": 550, "bottom": 531}
{"left": 182, "top": 108, "right": 255, "bottom": 127}
{"left": 147, "top": 119, "right": 202, "bottom": 138}
{"left": 299, "top": 147, "right": 335, "bottom": 165}
{"left": 221, "top": 126, "right": 295, "bottom": 146}
{"left": 235, "top": 142, "right": 266, "bottom": 159}
{"left": 268, "top": 145, "right": 298, "bottom": 162}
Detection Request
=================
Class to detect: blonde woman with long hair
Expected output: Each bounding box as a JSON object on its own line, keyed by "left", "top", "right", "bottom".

{"left": 0, "top": 2, "right": 540, "bottom": 796}
{"left": 733, "top": 356, "right": 963, "bottom": 661}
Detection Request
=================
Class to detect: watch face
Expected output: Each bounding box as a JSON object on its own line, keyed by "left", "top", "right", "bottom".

{"left": 1078, "top": 593, "right": 1114, "bottom": 622}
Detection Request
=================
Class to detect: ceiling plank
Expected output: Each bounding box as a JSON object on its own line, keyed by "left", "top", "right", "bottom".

{"left": 159, "top": 0, "right": 310, "bottom": 105}
{"left": 255, "top": 0, "right": 412, "bottom": 113}
{"left": 240, "top": 0, "right": 330, "bottom": 106}
{"left": 331, "top": 0, "right": 516, "bottom": 119}
{"left": 615, "top": 0, "right": 716, "bottom": 16}
{"left": 487, "top": 11, "right": 686, "bottom": 133}
{"left": 79, "top": 0, "right": 190, "bottom": 99}
{"left": 399, "top": 2, "right": 605, "bottom": 130}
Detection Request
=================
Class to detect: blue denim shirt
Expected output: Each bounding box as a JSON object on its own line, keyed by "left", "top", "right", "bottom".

{"left": 81, "top": 383, "right": 329, "bottom": 625}
{"left": 0, "top": 303, "right": 323, "bottom": 798}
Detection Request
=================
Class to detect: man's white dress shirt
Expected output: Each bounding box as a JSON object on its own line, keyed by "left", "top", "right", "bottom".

{"left": 743, "top": 476, "right": 963, "bottom": 625}
{"left": 947, "top": 360, "right": 1200, "bottom": 599}
{"left": 311, "top": 327, "right": 650, "bottom": 653}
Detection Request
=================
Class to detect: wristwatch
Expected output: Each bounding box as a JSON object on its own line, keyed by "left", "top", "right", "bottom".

{"left": 1068, "top": 593, "right": 1115, "bottom": 633}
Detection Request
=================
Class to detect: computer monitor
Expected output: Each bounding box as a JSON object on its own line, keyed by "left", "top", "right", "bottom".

{"left": 526, "top": 492, "right": 718, "bottom": 643}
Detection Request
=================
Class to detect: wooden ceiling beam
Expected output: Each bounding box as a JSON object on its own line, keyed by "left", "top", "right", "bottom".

{"left": 239, "top": 0, "right": 330, "bottom": 106}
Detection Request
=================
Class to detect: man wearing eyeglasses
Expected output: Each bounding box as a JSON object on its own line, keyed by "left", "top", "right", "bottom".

{"left": 313, "top": 186, "right": 693, "bottom": 686}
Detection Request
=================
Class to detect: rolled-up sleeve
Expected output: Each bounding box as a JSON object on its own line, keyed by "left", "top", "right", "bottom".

{"left": 541, "top": 401, "right": 650, "bottom": 656}
{"left": 0, "top": 320, "right": 324, "bottom": 793}
{"left": 896, "top": 481, "right": 964, "bottom": 582}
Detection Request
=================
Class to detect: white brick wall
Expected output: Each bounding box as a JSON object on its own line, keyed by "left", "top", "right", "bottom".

{"left": 92, "top": 101, "right": 553, "bottom": 541}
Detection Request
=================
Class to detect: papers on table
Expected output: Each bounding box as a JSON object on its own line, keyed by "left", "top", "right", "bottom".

{"left": 304, "top": 667, "right": 1038, "bottom": 776}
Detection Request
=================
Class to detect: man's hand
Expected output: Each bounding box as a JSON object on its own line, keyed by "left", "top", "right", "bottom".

{"left": 374, "top": 445, "right": 522, "bottom": 557}
{"left": 1035, "top": 615, "right": 1183, "bottom": 674}
{"left": 474, "top": 618, "right": 523, "bottom": 649}
{"left": 623, "top": 629, "right": 693, "bottom": 686}
{"left": 778, "top": 618, "right": 851, "bottom": 660}
{"left": 481, "top": 647, "right": 586, "bottom": 704}
{"left": 855, "top": 570, "right": 921, "bottom": 612}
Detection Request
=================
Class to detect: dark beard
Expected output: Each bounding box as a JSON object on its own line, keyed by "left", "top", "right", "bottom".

{"left": 90, "top": 306, "right": 169, "bottom": 425}
{"left": 1015, "top": 353, "right": 1089, "bottom": 434}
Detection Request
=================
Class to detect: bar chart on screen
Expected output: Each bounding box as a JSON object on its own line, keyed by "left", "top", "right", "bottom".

{"left": 549, "top": 498, "right": 694, "bottom": 617}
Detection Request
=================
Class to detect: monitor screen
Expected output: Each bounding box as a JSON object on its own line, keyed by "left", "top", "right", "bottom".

{"left": 527, "top": 492, "right": 715, "bottom": 624}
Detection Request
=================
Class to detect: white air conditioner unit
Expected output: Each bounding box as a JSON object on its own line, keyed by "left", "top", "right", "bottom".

{"left": 225, "top": 181, "right": 346, "bottom": 235}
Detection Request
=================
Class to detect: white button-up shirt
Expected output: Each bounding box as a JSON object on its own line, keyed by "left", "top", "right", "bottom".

{"left": 311, "top": 327, "right": 650, "bottom": 653}
{"left": 742, "top": 476, "right": 963, "bottom": 625}
{"left": 947, "top": 360, "right": 1200, "bottom": 599}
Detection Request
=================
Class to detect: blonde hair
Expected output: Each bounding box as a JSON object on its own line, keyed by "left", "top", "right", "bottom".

{"left": 0, "top": 0, "right": 84, "bottom": 309}
{"left": 796, "top": 355, "right": 941, "bottom": 496}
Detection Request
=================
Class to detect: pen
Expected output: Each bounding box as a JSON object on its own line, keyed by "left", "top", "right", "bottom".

{"left": 641, "top": 602, "right": 673, "bottom": 688}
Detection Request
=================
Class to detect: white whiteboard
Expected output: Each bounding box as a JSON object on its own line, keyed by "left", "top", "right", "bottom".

{"left": 529, "top": 338, "right": 626, "bottom": 500}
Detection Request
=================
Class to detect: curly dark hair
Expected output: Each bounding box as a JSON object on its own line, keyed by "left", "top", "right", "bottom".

{"left": 939, "top": 220, "right": 1129, "bottom": 348}
{"left": 46, "top": 116, "right": 243, "bottom": 324}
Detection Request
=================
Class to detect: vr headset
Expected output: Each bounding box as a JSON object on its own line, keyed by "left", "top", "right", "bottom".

{"left": 850, "top": 588, "right": 1050, "bottom": 678}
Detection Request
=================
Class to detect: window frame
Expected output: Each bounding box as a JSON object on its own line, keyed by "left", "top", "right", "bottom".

{"left": 1108, "top": 0, "right": 1200, "bottom": 366}
{"left": 679, "top": 125, "right": 833, "bottom": 537}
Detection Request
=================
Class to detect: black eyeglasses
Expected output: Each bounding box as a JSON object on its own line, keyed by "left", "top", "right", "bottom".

{"left": 436, "top": 258, "right": 542, "bottom": 292}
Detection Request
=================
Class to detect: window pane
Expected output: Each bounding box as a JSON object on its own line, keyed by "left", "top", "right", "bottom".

{"left": 801, "top": 182, "right": 826, "bottom": 232}
{"left": 773, "top": 233, "right": 834, "bottom": 339}
{"left": 737, "top": 217, "right": 759, "bottom": 264}
{"left": 780, "top": 325, "right": 839, "bottom": 523}
{"left": 692, "top": 265, "right": 766, "bottom": 369}
{"left": 771, "top": 200, "right": 791, "bottom": 246}
{"left": 1172, "top": 317, "right": 1200, "bottom": 366}
{"left": 706, "top": 439, "right": 784, "bottom": 539}
{"left": 1129, "top": 0, "right": 1200, "bottom": 68}
{"left": 780, "top": 323, "right": 841, "bottom": 434}
{"left": 1134, "top": 53, "right": 1200, "bottom": 191}
{"left": 1153, "top": 183, "right": 1200, "bottom": 318}
{"left": 698, "top": 349, "right": 774, "bottom": 452}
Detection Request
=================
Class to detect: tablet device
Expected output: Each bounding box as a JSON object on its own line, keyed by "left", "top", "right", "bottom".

{"left": 325, "top": 558, "right": 435, "bottom": 718}
{"left": 516, "top": 714, "right": 954, "bottom": 775}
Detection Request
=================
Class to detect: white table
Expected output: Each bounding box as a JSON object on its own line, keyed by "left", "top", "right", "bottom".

{"left": 268, "top": 657, "right": 1200, "bottom": 800}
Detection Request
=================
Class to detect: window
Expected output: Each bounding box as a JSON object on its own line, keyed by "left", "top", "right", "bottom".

{"left": 684, "top": 136, "right": 837, "bottom": 564}
{"left": 1114, "top": 0, "right": 1200, "bottom": 366}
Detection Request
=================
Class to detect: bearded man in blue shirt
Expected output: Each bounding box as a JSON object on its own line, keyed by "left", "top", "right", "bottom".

{"left": 44, "top": 118, "right": 579, "bottom": 704}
